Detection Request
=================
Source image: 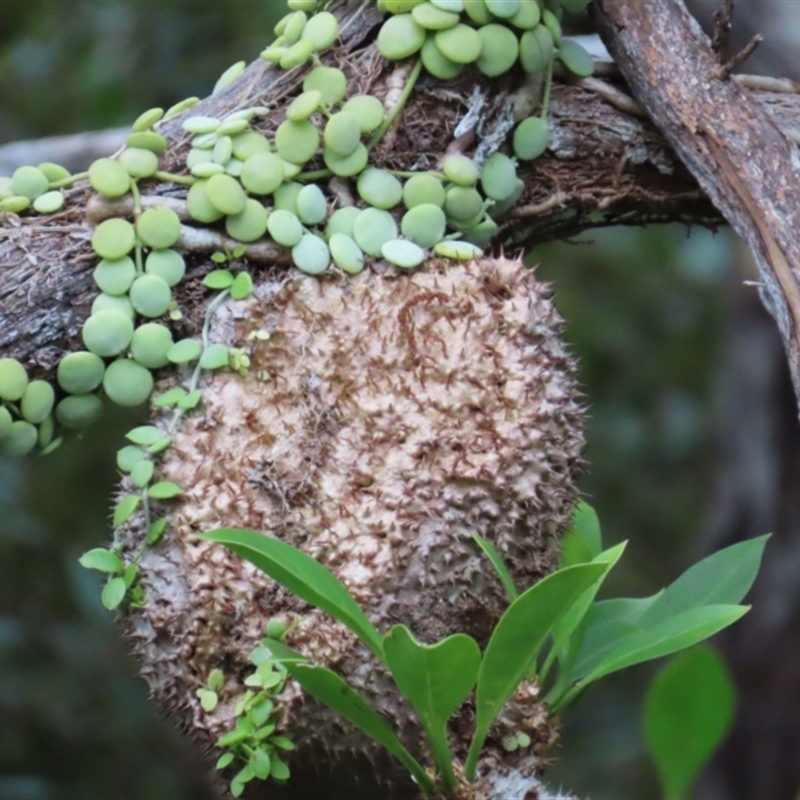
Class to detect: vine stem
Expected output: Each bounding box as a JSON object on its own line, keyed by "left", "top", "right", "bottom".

{"left": 367, "top": 58, "right": 423, "bottom": 152}
{"left": 540, "top": 59, "right": 554, "bottom": 119}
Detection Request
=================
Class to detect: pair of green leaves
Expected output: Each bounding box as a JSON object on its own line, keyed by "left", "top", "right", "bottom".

{"left": 538, "top": 503, "right": 767, "bottom": 712}
{"left": 200, "top": 528, "right": 606, "bottom": 791}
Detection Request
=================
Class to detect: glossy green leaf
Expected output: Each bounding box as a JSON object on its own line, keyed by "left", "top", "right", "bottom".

{"left": 113, "top": 494, "right": 141, "bottom": 527}
{"left": 465, "top": 562, "right": 606, "bottom": 779}
{"left": 542, "top": 541, "right": 627, "bottom": 680}
{"left": 201, "top": 528, "right": 384, "bottom": 659}
{"left": 204, "top": 269, "right": 235, "bottom": 289}
{"left": 636, "top": 534, "right": 770, "bottom": 629}
{"left": 216, "top": 753, "right": 235, "bottom": 770}
{"left": 101, "top": 576, "right": 127, "bottom": 610}
{"left": 384, "top": 625, "right": 480, "bottom": 789}
{"left": 472, "top": 533, "right": 518, "bottom": 602}
{"left": 645, "top": 645, "right": 736, "bottom": 800}
{"left": 561, "top": 604, "right": 749, "bottom": 713}
{"left": 79, "top": 548, "right": 124, "bottom": 573}
{"left": 266, "top": 640, "right": 434, "bottom": 794}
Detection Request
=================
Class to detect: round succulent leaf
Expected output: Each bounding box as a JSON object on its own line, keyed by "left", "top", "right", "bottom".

{"left": 353, "top": 207, "right": 398, "bottom": 256}
{"left": 462, "top": 216, "right": 499, "bottom": 247}
{"left": 435, "top": 24, "right": 483, "bottom": 63}
{"left": 275, "top": 119, "right": 320, "bottom": 165}
{"left": 0, "top": 421, "right": 38, "bottom": 457}
{"left": 542, "top": 8, "right": 562, "bottom": 44}
{"left": 126, "top": 131, "right": 168, "bottom": 154}
{"left": 129, "top": 274, "right": 172, "bottom": 318}
{"left": 20, "top": 381, "right": 55, "bottom": 425}
{"left": 445, "top": 185, "right": 484, "bottom": 220}
{"left": 357, "top": 168, "right": 403, "bottom": 209}
{"left": 324, "top": 113, "right": 363, "bottom": 157}
{"left": 513, "top": 116, "right": 549, "bottom": 160}
{"left": 103, "top": 359, "right": 154, "bottom": 407}
{"left": 213, "top": 60, "right": 246, "bottom": 94}
{"left": 292, "top": 234, "right": 331, "bottom": 275}
{"left": 323, "top": 143, "right": 369, "bottom": 177}
{"left": 37, "top": 162, "right": 71, "bottom": 183}
{"left": 167, "top": 338, "right": 203, "bottom": 364}
{"left": 510, "top": 0, "right": 541, "bottom": 29}
{"left": 131, "top": 323, "right": 174, "bottom": 369}
{"left": 0, "top": 177, "right": 14, "bottom": 199}
{"left": 91, "top": 293, "right": 135, "bottom": 320}
{"left": 225, "top": 158, "right": 244, "bottom": 178}
{"left": 280, "top": 37, "right": 316, "bottom": 69}
{"left": 88, "top": 158, "right": 130, "bottom": 198}
{"left": 0, "top": 358, "right": 29, "bottom": 401}
{"left": 443, "top": 154, "right": 479, "bottom": 187}
{"left": 302, "top": 11, "right": 339, "bottom": 50}
{"left": 205, "top": 173, "right": 248, "bottom": 215}
{"left": 81, "top": 310, "right": 134, "bottom": 357}
{"left": 401, "top": 203, "right": 447, "bottom": 247}
{"left": 303, "top": 66, "right": 348, "bottom": 105}
{"left": 412, "top": 2, "right": 461, "bottom": 29}
{"left": 420, "top": 35, "right": 465, "bottom": 79}
{"left": 145, "top": 249, "right": 186, "bottom": 287}
{"left": 274, "top": 182, "right": 303, "bottom": 214}
{"left": 12, "top": 165, "right": 50, "bottom": 199}
{"left": 132, "top": 107, "right": 164, "bottom": 132}
{"left": 480, "top": 151, "right": 518, "bottom": 200}
{"left": 325, "top": 206, "right": 361, "bottom": 239}
{"left": 91, "top": 218, "right": 136, "bottom": 259}
{"left": 226, "top": 199, "right": 269, "bottom": 243}
{"left": 434, "top": 239, "right": 483, "bottom": 259}
{"left": 240, "top": 153, "right": 285, "bottom": 196}
{"left": 477, "top": 23, "right": 520, "bottom": 76}
{"left": 519, "top": 24, "right": 554, "bottom": 73}
{"left": 378, "top": 14, "right": 427, "bottom": 60}
{"left": 329, "top": 232, "right": 365, "bottom": 274}
{"left": 341, "top": 95, "right": 385, "bottom": 133}
{"left": 56, "top": 394, "right": 104, "bottom": 429}
{"left": 267, "top": 209, "right": 304, "bottom": 247}
{"left": 119, "top": 147, "right": 159, "bottom": 178}
{"left": 117, "top": 444, "right": 147, "bottom": 472}
{"left": 213, "top": 136, "right": 233, "bottom": 166}
{"left": 283, "top": 11, "right": 308, "bottom": 45}
{"left": 486, "top": 0, "right": 519, "bottom": 16}
{"left": 0, "top": 196, "right": 31, "bottom": 213}
{"left": 431, "top": 0, "right": 464, "bottom": 9}
{"left": 558, "top": 38, "right": 594, "bottom": 77}
{"left": 186, "top": 148, "right": 213, "bottom": 170}
{"left": 187, "top": 180, "right": 226, "bottom": 224}
{"left": 463, "top": 0, "right": 493, "bottom": 23}
{"left": 57, "top": 352, "right": 105, "bottom": 394}
{"left": 403, "top": 174, "right": 446, "bottom": 209}
{"left": 381, "top": 238, "right": 425, "bottom": 268}
{"left": 183, "top": 116, "right": 220, "bottom": 135}
{"left": 137, "top": 207, "right": 181, "bottom": 249}
{"left": 296, "top": 184, "right": 328, "bottom": 225}
{"left": 286, "top": 90, "right": 323, "bottom": 122}
{"left": 153, "top": 387, "right": 188, "bottom": 408}
{"left": 490, "top": 177, "right": 525, "bottom": 216}
{"left": 93, "top": 257, "right": 136, "bottom": 297}
{"left": 231, "top": 131, "right": 271, "bottom": 160}
{"left": 32, "top": 191, "right": 65, "bottom": 214}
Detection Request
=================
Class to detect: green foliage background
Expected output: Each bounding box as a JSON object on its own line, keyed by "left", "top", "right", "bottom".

{"left": 0, "top": 3, "right": 736, "bottom": 797}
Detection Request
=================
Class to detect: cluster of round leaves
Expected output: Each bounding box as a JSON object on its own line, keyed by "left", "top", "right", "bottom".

{"left": 376, "top": 0, "right": 594, "bottom": 162}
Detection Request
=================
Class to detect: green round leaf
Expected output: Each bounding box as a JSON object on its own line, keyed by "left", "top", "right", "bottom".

{"left": 12, "top": 165, "right": 50, "bottom": 199}
{"left": 323, "top": 143, "right": 368, "bottom": 178}
{"left": 20, "top": 380, "right": 55, "bottom": 424}
{"left": 357, "top": 168, "right": 403, "bottom": 209}
{"left": 434, "top": 24, "right": 483, "bottom": 63}
{"left": 230, "top": 272, "right": 254, "bottom": 300}
{"left": 131, "top": 323, "right": 174, "bottom": 369}
{"left": 303, "top": 66, "right": 348, "bottom": 106}
{"left": 442, "top": 154, "right": 479, "bottom": 187}
{"left": 200, "top": 343, "right": 230, "bottom": 370}
{"left": 302, "top": 11, "right": 339, "bottom": 50}
{"left": 341, "top": 95, "right": 385, "bottom": 133}
{"left": 267, "top": 209, "right": 304, "bottom": 247}
{"left": 205, "top": 174, "right": 248, "bottom": 215}
{"left": 126, "top": 131, "right": 168, "bottom": 154}
{"left": 88, "top": 158, "right": 131, "bottom": 198}
{"left": 403, "top": 174, "right": 446, "bottom": 208}
{"left": 381, "top": 239, "right": 425, "bottom": 268}
{"left": 91, "top": 218, "right": 136, "bottom": 260}
{"left": 286, "top": 90, "right": 323, "bottom": 122}
{"left": 136, "top": 206, "right": 181, "bottom": 250}
{"left": 434, "top": 239, "right": 483, "bottom": 259}
{"left": 57, "top": 352, "right": 105, "bottom": 394}
{"left": 353, "top": 207, "right": 398, "bottom": 257}
{"left": 240, "top": 153, "right": 285, "bottom": 195}
{"left": 274, "top": 181, "right": 303, "bottom": 214}
{"left": 519, "top": 24, "right": 554, "bottom": 73}
{"left": 120, "top": 147, "right": 159, "bottom": 178}
{"left": 324, "top": 113, "right": 362, "bottom": 157}
{"left": 129, "top": 274, "right": 172, "bottom": 318}
{"left": 329, "top": 232, "right": 365, "bottom": 274}
{"left": 480, "top": 152, "right": 518, "bottom": 200}
{"left": 325, "top": 206, "right": 361, "bottom": 239}
{"left": 477, "top": 23, "right": 520, "bottom": 76}
{"left": 132, "top": 107, "right": 164, "bottom": 133}
{"left": 420, "top": 36, "right": 465, "bottom": 80}
{"left": 103, "top": 359, "right": 154, "bottom": 407}
{"left": 558, "top": 38, "right": 595, "bottom": 77}
{"left": 296, "top": 184, "right": 328, "bottom": 225}
{"left": 81, "top": 310, "right": 135, "bottom": 357}
{"left": 292, "top": 234, "right": 330, "bottom": 275}
{"left": 444, "top": 185, "right": 484, "bottom": 221}
{"left": 275, "top": 119, "right": 320, "bottom": 165}
{"left": 93, "top": 256, "right": 136, "bottom": 296}
{"left": 32, "top": 190, "right": 65, "bottom": 214}
{"left": 55, "top": 394, "right": 103, "bottom": 429}
{"left": 226, "top": 199, "right": 269, "bottom": 243}
{"left": 0, "top": 358, "right": 29, "bottom": 401}
{"left": 231, "top": 131, "right": 271, "bottom": 160}
{"left": 79, "top": 548, "right": 124, "bottom": 573}
{"left": 187, "top": 180, "right": 226, "bottom": 224}
{"left": 145, "top": 249, "right": 186, "bottom": 287}
{"left": 378, "top": 14, "right": 426, "bottom": 60}
{"left": 401, "top": 203, "right": 447, "bottom": 247}
{"left": 167, "top": 338, "right": 203, "bottom": 364}
{"left": 0, "top": 420, "right": 38, "bottom": 457}
{"left": 486, "top": 0, "right": 519, "bottom": 18}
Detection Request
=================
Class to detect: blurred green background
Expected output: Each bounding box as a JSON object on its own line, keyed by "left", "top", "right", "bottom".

{"left": 1, "top": 2, "right": 798, "bottom": 799}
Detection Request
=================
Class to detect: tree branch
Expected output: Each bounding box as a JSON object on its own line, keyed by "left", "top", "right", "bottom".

{"left": 594, "top": 0, "right": 800, "bottom": 415}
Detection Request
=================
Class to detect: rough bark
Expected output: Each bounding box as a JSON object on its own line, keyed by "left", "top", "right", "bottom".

{"left": 594, "top": 0, "right": 800, "bottom": 414}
